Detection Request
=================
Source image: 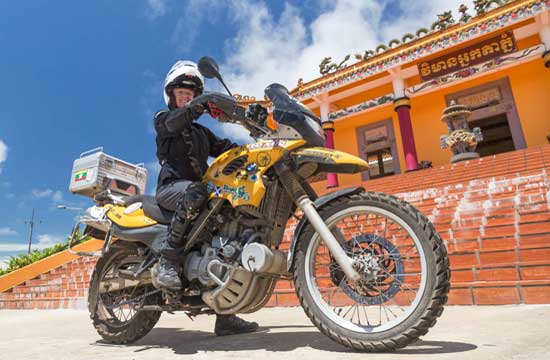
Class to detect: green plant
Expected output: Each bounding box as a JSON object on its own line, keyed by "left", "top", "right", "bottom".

{"left": 0, "top": 232, "right": 90, "bottom": 276}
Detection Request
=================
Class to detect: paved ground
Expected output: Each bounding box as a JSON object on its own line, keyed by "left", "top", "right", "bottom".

{"left": 0, "top": 305, "right": 549, "bottom": 359}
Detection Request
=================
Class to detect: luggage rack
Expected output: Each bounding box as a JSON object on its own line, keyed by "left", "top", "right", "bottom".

{"left": 68, "top": 215, "right": 114, "bottom": 257}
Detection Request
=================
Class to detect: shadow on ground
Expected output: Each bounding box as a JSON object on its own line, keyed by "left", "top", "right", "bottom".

{"left": 94, "top": 325, "right": 477, "bottom": 355}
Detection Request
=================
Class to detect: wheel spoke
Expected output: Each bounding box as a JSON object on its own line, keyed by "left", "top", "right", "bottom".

{"left": 97, "top": 257, "right": 157, "bottom": 325}
{"left": 308, "top": 205, "right": 428, "bottom": 334}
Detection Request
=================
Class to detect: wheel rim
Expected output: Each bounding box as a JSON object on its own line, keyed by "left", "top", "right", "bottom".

{"left": 304, "top": 205, "right": 428, "bottom": 333}
{"left": 96, "top": 256, "right": 151, "bottom": 327}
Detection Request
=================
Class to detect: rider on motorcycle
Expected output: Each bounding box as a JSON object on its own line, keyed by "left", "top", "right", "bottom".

{"left": 152, "top": 60, "right": 259, "bottom": 336}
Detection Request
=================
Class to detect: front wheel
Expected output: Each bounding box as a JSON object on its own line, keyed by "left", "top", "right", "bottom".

{"left": 293, "top": 191, "right": 450, "bottom": 352}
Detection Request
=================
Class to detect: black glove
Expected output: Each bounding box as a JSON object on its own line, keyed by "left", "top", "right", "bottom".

{"left": 187, "top": 96, "right": 209, "bottom": 115}
{"left": 246, "top": 103, "right": 268, "bottom": 125}
{"left": 165, "top": 105, "right": 203, "bottom": 133}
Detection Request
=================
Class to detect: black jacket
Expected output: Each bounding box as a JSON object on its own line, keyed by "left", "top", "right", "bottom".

{"left": 154, "top": 107, "right": 238, "bottom": 187}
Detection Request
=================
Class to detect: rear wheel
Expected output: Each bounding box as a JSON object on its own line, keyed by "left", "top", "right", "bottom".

{"left": 88, "top": 244, "right": 162, "bottom": 344}
{"left": 293, "top": 191, "right": 450, "bottom": 351}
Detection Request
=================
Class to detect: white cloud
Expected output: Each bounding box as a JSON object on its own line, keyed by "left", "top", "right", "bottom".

{"left": 35, "top": 234, "right": 65, "bottom": 248}
{"left": 146, "top": 161, "right": 161, "bottom": 176}
{"left": 0, "top": 227, "right": 18, "bottom": 237}
{"left": 146, "top": 0, "right": 169, "bottom": 20}
{"left": 170, "top": 0, "right": 221, "bottom": 52}
{"left": 0, "top": 233, "right": 66, "bottom": 252}
{"left": 0, "top": 140, "right": 7, "bottom": 163}
{"left": 170, "top": 0, "right": 474, "bottom": 97}
{"left": 140, "top": 69, "right": 166, "bottom": 134}
{"left": 52, "top": 191, "right": 64, "bottom": 203}
{"left": 31, "top": 188, "right": 64, "bottom": 204}
{"left": 0, "top": 139, "right": 7, "bottom": 174}
{"left": 145, "top": 161, "right": 161, "bottom": 195}
{"left": 32, "top": 189, "right": 53, "bottom": 198}
{"left": 205, "top": 120, "right": 253, "bottom": 145}
{"left": 0, "top": 255, "right": 10, "bottom": 270}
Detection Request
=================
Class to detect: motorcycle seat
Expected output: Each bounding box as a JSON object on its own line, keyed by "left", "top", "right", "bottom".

{"left": 123, "top": 195, "right": 173, "bottom": 225}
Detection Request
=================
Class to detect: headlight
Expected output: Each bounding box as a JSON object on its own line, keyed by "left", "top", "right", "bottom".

{"left": 305, "top": 115, "right": 324, "bottom": 138}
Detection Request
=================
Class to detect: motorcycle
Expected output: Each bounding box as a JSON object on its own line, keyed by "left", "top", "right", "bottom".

{"left": 69, "top": 56, "right": 450, "bottom": 352}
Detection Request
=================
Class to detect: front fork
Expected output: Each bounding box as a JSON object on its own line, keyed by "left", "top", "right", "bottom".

{"left": 275, "top": 159, "right": 361, "bottom": 281}
{"left": 295, "top": 196, "right": 361, "bottom": 281}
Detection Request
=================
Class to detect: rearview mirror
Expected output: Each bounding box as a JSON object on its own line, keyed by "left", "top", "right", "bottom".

{"left": 198, "top": 56, "right": 220, "bottom": 79}
{"left": 198, "top": 56, "right": 233, "bottom": 97}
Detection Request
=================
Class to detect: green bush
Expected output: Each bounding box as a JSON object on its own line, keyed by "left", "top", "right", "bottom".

{"left": 0, "top": 232, "right": 90, "bottom": 277}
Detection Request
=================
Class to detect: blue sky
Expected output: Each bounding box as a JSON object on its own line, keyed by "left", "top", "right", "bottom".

{"left": 0, "top": 0, "right": 470, "bottom": 267}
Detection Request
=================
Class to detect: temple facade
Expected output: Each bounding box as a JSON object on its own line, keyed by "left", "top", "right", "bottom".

{"left": 239, "top": 0, "right": 550, "bottom": 189}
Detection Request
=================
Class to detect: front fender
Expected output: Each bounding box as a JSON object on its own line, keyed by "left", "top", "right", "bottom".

{"left": 290, "top": 147, "right": 369, "bottom": 174}
{"left": 286, "top": 186, "right": 364, "bottom": 272}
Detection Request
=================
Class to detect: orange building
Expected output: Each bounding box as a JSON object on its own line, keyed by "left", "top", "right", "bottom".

{"left": 281, "top": 0, "right": 550, "bottom": 190}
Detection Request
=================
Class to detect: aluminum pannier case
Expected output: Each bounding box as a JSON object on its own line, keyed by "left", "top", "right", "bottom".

{"left": 69, "top": 147, "right": 147, "bottom": 198}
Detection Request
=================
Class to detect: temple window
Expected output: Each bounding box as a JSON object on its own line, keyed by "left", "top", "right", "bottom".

{"left": 356, "top": 119, "right": 401, "bottom": 180}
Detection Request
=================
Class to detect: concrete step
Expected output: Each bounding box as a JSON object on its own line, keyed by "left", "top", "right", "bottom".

{"left": 0, "top": 289, "right": 88, "bottom": 301}
{"left": 8, "top": 281, "right": 91, "bottom": 294}
{"left": 25, "top": 275, "right": 91, "bottom": 287}
{"left": 0, "top": 297, "right": 88, "bottom": 310}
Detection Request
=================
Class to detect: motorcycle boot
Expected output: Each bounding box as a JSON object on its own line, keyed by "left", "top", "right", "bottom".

{"left": 214, "top": 314, "right": 259, "bottom": 336}
{"left": 181, "top": 182, "right": 208, "bottom": 220}
{"left": 153, "top": 182, "right": 209, "bottom": 290}
{"left": 152, "top": 233, "right": 185, "bottom": 290}
{"left": 152, "top": 202, "right": 188, "bottom": 290}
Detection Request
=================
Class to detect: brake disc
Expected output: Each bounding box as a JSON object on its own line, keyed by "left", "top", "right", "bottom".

{"left": 330, "top": 234, "right": 404, "bottom": 305}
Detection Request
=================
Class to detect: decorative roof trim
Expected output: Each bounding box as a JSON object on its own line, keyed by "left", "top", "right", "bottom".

{"left": 328, "top": 94, "right": 394, "bottom": 121}
{"left": 292, "top": 0, "right": 548, "bottom": 101}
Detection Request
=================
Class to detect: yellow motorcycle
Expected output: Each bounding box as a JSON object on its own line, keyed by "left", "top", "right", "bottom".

{"left": 70, "top": 57, "right": 450, "bottom": 351}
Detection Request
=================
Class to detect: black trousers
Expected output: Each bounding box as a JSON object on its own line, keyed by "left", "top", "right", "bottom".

{"left": 155, "top": 180, "right": 192, "bottom": 212}
{"left": 153, "top": 180, "right": 192, "bottom": 258}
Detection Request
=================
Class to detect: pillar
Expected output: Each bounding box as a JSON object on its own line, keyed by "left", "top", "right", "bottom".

{"left": 539, "top": 13, "right": 550, "bottom": 67}
{"left": 539, "top": 24, "right": 550, "bottom": 69}
{"left": 320, "top": 101, "right": 339, "bottom": 188}
{"left": 392, "top": 76, "right": 418, "bottom": 171}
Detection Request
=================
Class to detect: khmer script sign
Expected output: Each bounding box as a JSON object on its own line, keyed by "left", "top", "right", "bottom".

{"left": 418, "top": 31, "right": 517, "bottom": 82}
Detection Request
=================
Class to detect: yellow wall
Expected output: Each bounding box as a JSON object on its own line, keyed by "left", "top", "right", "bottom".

{"left": 312, "top": 35, "right": 550, "bottom": 193}
{"left": 410, "top": 57, "right": 550, "bottom": 167}
{"left": 311, "top": 103, "right": 400, "bottom": 192}
{"left": 506, "top": 60, "right": 550, "bottom": 147}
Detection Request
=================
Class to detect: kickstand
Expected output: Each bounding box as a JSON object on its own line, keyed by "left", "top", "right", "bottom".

{"left": 184, "top": 312, "right": 196, "bottom": 321}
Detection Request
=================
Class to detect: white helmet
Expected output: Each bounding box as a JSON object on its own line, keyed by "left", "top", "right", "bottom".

{"left": 163, "top": 60, "right": 204, "bottom": 109}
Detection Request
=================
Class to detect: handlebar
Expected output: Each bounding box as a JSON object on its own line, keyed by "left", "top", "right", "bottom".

{"left": 190, "top": 92, "right": 271, "bottom": 138}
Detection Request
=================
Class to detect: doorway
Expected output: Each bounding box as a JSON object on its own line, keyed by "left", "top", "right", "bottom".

{"left": 446, "top": 77, "right": 526, "bottom": 156}
{"left": 469, "top": 114, "right": 515, "bottom": 156}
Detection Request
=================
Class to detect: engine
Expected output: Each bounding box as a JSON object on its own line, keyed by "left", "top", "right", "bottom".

{"left": 180, "top": 204, "right": 289, "bottom": 314}
{"left": 182, "top": 206, "right": 288, "bottom": 289}
{"left": 183, "top": 235, "right": 242, "bottom": 287}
